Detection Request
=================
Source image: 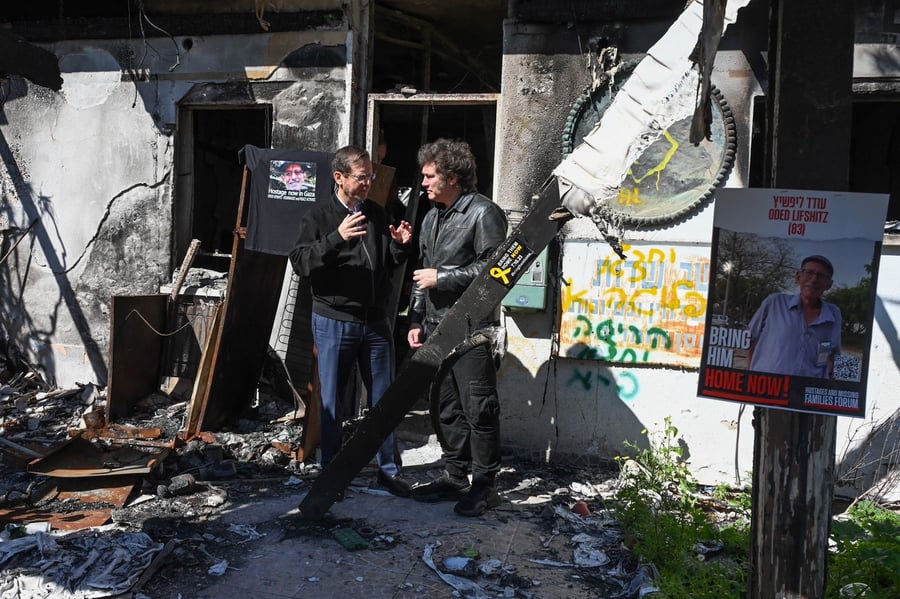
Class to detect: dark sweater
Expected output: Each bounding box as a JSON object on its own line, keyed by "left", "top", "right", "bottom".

{"left": 290, "top": 193, "right": 409, "bottom": 322}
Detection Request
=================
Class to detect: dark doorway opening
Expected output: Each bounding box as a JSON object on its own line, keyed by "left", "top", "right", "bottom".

{"left": 377, "top": 102, "right": 497, "bottom": 197}
{"left": 175, "top": 106, "right": 271, "bottom": 270}
{"left": 849, "top": 100, "right": 900, "bottom": 222}
{"left": 750, "top": 96, "right": 900, "bottom": 222}
{"left": 368, "top": 95, "right": 499, "bottom": 371}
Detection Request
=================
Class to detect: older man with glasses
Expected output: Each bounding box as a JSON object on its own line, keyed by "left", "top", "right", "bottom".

{"left": 279, "top": 161, "right": 313, "bottom": 192}
{"left": 747, "top": 254, "right": 843, "bottom": 379}
{"left": 290, "top": 145, "right": 414, "bottom": 498}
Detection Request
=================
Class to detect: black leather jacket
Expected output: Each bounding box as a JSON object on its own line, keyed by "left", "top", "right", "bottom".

{"left": 409, "top": 192, "right": 508, "bottom": 329}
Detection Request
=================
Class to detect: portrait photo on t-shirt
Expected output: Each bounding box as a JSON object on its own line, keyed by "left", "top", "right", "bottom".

{"left": 268, "top": 160, "right": 318, "bottom": 202}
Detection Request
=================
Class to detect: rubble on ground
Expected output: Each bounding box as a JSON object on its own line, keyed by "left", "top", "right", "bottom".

{"left": 0, "top": 350, "right": 733, "bottom": 598}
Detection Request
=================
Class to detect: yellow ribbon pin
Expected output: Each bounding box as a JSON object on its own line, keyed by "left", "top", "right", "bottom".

{"left": 490, "top": 266, "right": 512, "bottom": 285}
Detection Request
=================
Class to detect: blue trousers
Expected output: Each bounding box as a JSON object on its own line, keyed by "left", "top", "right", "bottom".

{"left": 312, "top": 312, "right": 400, "bottom": 476}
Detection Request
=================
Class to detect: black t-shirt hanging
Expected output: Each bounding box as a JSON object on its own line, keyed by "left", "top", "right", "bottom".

{"left": 239, "top": 145, "right": 333, "bottom": 255}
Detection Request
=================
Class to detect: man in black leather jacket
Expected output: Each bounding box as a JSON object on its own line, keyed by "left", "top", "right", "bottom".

{"left": 407, "top": 138, "right": 508, "bottom": 516}
{"left": 290, "top": 145, "right": 414, "bottom": 499}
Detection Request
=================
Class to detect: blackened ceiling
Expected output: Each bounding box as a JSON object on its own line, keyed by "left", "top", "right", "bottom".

{"left": 0, "top": 0, "right": 687, "bottom": 94}
{"left": 0, "top": 1, "right": 506, "bottom": 92}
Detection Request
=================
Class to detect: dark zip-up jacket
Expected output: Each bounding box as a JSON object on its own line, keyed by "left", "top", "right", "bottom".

{"left": 409, "top": 192, "right": 507, "bottom": 328}
{"left": 290, "top": 193, "right": 410, "bottom": 323}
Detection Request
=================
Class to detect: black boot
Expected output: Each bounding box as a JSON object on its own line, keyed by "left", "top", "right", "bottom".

{"left": 410, "top": 471, "right": 470, "bottom": 502}
{"left": 453, "top": 478, "right": 501, "bottom": 517}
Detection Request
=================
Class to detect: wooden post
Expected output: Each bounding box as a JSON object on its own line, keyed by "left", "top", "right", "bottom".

{"left": 169, "top": 239, "right": 201, "bottom": 303}
{"left": 749, "top": 1, "right": 854, "bottom": 596}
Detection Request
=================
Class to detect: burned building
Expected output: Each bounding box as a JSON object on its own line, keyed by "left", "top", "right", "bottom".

{"left": 1, "top": 0, "right": 899, "bottom": 499}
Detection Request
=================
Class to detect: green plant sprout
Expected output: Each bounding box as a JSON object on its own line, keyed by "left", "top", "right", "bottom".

{"left": 611, "top": 417, "right": 899, "bottom": 598}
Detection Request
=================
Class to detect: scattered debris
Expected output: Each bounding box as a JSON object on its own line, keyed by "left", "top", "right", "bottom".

{"left": 572, "top": 500, "right": 591, "bottom": 517}
{"left": 423, "top": 540, "right": 492, "bottom": 599}
{"left": 0, "top": 350, "right": 735, "bottom": 598}
{"left": 442, "top": 555, "right": 477, "bottom": 577}
{"left": 332, "top": 527, "right": 369, "bottom": 551}
{"left": 207, "top": 559, "right": 229, "bottom": 576}
{"left": 0, "top": 530, "right": 165, "bottom": 598}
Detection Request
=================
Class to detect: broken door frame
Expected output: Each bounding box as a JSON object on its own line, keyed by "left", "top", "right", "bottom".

{"left": 365, "top": 93, "right": 501, "bottom": 332}
{"left": 365, "top": 92, "right": 501, "bottom": 194}
{"left": 172, "top": 104, "right": 272, "bottom": 266}
{"left": 187, "top": 166, "right": 288, "bottom": 435}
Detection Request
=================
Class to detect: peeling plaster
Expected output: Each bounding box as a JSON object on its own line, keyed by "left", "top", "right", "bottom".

{"left": 517, "top": 58, "right": 555, "bottom": 95}
{"left": 59, "top": 47, "right": 122, "bottom": 109}
{"left": 273, "top": 83, "right": 342, "bottom": 145}
{"left": 51, "top": 177, "right": 171, "bottom": 277}
{"left": 2, "top": 21, "right": 349, "bottom": 387}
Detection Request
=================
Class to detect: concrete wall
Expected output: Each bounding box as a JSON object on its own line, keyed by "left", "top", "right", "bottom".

{"left": 495, "top": 11, "right": 900, "bottom": 493}
{"left": 0, "top": 23, "right": 351, "bottom": 387}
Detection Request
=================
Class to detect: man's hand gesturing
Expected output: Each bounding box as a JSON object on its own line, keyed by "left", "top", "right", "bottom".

{"left": 390, "top": 220, "right": 413, "bottom": 244}
{"left": 338, "top": 212, "right": 367, "bottom": 241}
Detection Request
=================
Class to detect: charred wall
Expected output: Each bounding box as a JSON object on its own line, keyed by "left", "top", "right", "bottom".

{"left": 0, "top": 9, "right": 351, "bottom": 387}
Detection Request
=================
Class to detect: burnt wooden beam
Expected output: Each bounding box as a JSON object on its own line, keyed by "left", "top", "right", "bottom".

{"left": 194, "top": 167, "right": 287, "bottom": 432}
{"left": 300, "top": 177, "right": 566, "bottom": 520}
{"left": 0, "top": 29, "right": 62, "bottom": 90}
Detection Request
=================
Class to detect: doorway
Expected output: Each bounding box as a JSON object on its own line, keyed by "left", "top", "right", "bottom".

{"left": 366, "top": 93, "right": 500, "bottom": 368}
{"left": 174, "top": 106, "right": 271, "bottom": 271}
{"left": 367, "top": 94, "right": 499, "bottom": 197}
{"left": 849, "top": 99, "right": 900, "bottom": 222}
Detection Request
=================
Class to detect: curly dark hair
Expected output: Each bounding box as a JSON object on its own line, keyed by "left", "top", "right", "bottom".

{"left": 417, "top": 138, "right": 478, "bottom": 193}
{"left": 332, "top": 145, "right": 370, "bottom": 174}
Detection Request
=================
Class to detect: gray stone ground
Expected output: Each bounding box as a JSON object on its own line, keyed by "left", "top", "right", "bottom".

{"left": 133, "top": 439, "right": 627, "bottom": 599}
{"left": 1, "top": 399, "right": 635, "bottom": 599}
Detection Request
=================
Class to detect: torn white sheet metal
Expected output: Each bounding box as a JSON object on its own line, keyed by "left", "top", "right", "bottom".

{"left": 554, "top": 0, "right": 752, "bottom": 212}
{"left": 0, "top": 531, "right": 164, "bottom": 598}
{"left": 422, "top": 541, "right": 491, "bottom": 599}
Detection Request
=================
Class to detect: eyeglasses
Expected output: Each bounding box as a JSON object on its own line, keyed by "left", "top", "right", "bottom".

{"left": 799, "top": 268, "right": 831, "bottom": 281}
{"left": 344, "top": 172, "right": 376, "bottom": 183}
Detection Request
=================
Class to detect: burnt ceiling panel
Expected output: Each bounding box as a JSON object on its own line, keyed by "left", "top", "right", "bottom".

{"left": 373, "top": 0, "right": 505, "bottom": 93}
{"left": 508, "top": 0, "right": 684, "bottom": 22}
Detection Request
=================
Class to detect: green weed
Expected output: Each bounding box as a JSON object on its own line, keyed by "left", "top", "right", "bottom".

{"left": 826, "top": 499, "right": 900, "bottom": 598}
{"left": 613, "top": 418, "right": 899, "bottom": 598}
{"left": 613, "top": 417, "right": 750, "bottom": 598}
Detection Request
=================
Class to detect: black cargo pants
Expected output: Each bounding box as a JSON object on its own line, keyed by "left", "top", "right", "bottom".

{"left": 434, "top": 340, "right": 501, "bottom": 485}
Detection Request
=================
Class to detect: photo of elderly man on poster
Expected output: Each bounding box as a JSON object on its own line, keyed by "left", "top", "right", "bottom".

{"left": 745, "top": 254, "right": 842, "bottom": 379}
{"left": 698, "top": 188, "right": 888, "bottom": 418}
{"left": 709, "top": 231, "right": 874, "bottom": 383}
{"left": 269, "top": 160, "right": 317, "bottom": 198}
